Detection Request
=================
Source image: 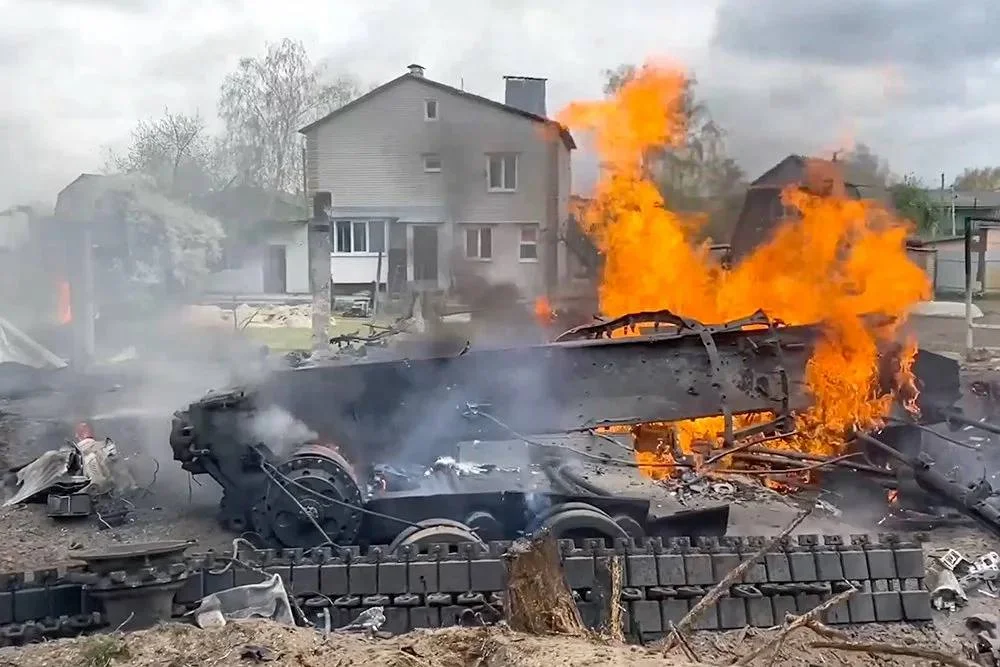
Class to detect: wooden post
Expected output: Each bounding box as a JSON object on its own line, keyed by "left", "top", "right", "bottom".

{"left": 70, "top": 222, "right": 96, "bottom": 368}
{"left": 372, "top": 249, "right": 383, "bottom": 318}
{"left": 309, "top": 193, "right": 332, "bottom": 353}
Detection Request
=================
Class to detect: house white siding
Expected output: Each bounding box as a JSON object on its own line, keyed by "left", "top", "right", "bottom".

{"left": 303, "top": 73, "right": 572, "bottom": 297}
{"left": 205, "top": 223, "right": 309, "bottom": 296}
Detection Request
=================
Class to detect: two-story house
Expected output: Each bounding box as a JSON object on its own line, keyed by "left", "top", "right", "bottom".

{"left": 298, "top": 64, "right": 575, "bottom": 301}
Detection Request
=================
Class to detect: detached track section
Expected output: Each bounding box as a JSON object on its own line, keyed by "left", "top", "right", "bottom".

{"left": 0, "top": 534, "right": 932, "bottom": 644}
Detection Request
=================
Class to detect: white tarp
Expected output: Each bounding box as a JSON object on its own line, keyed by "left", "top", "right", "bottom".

{"left": 0, "top": 316, "right": 67, "bottom": 369}
{"left": 3, "top": 437, "right": 134, "bottom": 507}
{"left": 191, "top": 573, "right": 294, "bottom": 628}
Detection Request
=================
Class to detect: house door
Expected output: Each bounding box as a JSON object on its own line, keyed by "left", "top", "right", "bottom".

{"left": 412, "top": 226, "right": 438, "bottom": 284}
{"left": 263, "top": 245, "right": 287, "bottom": 293}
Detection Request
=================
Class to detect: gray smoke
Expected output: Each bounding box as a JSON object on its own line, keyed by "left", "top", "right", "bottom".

{"left": 244, "top": 405, "right": 318, "bottom": 456}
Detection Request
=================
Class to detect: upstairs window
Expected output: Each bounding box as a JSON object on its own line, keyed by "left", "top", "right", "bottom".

{"left": 424, "top": 99, "right": 438, "bottom": 120}
{"left": 519, "top": 224, "right": 539, "bottom": 261}
{"left": 487, "top": 154, "right": 517, "bottom": 192}
{"left": 465, "top": 226, "right": 492, "bottom": 260}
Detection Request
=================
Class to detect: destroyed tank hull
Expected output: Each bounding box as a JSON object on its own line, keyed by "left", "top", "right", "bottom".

{"left": 168, "top": 310, "right": 960, "bottom": 551}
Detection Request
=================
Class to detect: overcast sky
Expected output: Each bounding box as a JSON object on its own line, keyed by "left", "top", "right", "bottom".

{"left": 2, "top": 0, "right": 998, "bottom": 210}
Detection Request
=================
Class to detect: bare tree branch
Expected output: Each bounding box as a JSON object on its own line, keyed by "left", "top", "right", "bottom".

{"left": 217, "top": 38, "right": 362, "bottom": 194}
{"left": 103, "top": 109, "right": 220, "bottom": 198}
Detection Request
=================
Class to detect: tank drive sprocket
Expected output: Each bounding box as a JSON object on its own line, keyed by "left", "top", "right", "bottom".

{"left": 251, "top": 444, "right": 363, "bottom": 548}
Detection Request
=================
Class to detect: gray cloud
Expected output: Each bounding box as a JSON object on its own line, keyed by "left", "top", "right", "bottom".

{"left": 713, "top": 0, "right": 1000, "bottom": 68}
{"left": 2, "top": 0, "right": 1000, "bottom": 209}
{"left": 699, "top": 0, "right": 1000, "bottom": 183}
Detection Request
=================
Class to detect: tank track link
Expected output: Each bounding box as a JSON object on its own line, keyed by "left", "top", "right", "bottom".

{"left": 0, "top": 534, "right": 932, "bottom": 644}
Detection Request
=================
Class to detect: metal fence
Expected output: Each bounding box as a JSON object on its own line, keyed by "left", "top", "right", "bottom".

{"left": 935, "top": 250, "right": 1000, "bottom": 295}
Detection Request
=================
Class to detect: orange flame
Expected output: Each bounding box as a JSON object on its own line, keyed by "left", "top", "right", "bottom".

{"left": 534, "top": 296, "right": 554, "bottom": 326}
{"left": 558, "top": 61, "right": 929, "bottom": 463}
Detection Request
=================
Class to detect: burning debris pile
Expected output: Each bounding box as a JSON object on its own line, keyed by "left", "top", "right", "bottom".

{"left": 533, "top": 61, "right": 992, "bottom": 524}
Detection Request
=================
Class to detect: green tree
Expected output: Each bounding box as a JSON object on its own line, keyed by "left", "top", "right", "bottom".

{"left": 64, "top": 174, "right": 224, "bottom": 311}
{"left": 952, "top": 166, "right": 1000, "bottom": 190}
{"left": 889, "top": 173, "right": 938, "bottom": 236}
{"left": 218, "top": 38, "right": 362, "bottom": 193}
{"left": 103, "top": 109, "right": 223, "bottom": 200}
{"left": 601, "top": 64, "right": 746, "bottom": 242}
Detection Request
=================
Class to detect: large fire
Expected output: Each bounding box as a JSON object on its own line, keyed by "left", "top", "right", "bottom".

{"left": 556, "top": 61, "right": 930, "bottom": 476}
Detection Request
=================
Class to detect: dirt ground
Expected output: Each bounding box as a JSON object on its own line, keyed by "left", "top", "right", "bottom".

{"left": 1, "top": 622, "right": 696, "bottom": 667}
{"left": 0, "top": 618, "right": 981, "bottom": 667}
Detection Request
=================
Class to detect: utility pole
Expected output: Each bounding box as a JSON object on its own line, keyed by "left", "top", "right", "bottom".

{"left": 965, "top": 215, "right": 974, "bottom": 356}
{"left": 951, "top": 187, "right": 957, "bottom": 236}
{"left": 309, "top": 192, "right": 332, "bottom": 353}
{"left": 940, "top": 173, "right": 945, "bottom": 234}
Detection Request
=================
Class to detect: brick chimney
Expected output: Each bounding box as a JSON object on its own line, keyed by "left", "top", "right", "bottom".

{"left": 504, "top": 76, "right": 547, "bottom": 117}
{"left": 407, "top": 63, "right": 425, "bottom": 77}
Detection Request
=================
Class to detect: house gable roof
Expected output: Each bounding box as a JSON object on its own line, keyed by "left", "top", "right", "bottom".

{"left": 298, "top": 72, "right": 576, "bottom": 150}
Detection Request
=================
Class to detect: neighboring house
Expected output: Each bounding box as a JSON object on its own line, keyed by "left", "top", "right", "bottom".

{"left": 299, "top": 64, "right": 576, "bottom": 300}
{"left": 198, "top": 187, "right": 310, "bottom": 297}
{"left": 730, "top": 155, "right": 869, "bottom": 262}
{"left": 924, "top": 190, "right": 1000, "bottom": 236}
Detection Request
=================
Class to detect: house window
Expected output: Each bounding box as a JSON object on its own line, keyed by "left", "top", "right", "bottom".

{"left": 465, "top": 226, "right": 492, "bottom": 260}
{"left": 487, "top": 154, "right": 517, "bottom": 192}
{"left": 334, "top": 220, "right": 387, "bottom": 254}
{"left": 424, "top": 99, "right": 438, "bottom": 120}
{"left": 519, "top": 224, "right": 539, "bottom": 261}
{"left": 352, "top": 221, "right": 367, "bottom": 252}
{"left": 423, "top": 154, "right": 442, "bottom": 172}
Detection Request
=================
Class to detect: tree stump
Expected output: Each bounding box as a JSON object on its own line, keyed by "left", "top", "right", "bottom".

{"left": 503, "top": 534, "right": 585, "bottom": 636}
{"left": 593, "top": 555, "right": 624, "bottom": 641}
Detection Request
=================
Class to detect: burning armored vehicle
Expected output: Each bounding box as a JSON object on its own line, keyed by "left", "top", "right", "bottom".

{"left": 168, "top": 307, "right": 969, "bottom": 554}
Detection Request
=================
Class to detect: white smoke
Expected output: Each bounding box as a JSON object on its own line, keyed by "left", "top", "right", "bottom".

{"left": 245, "top": 405, "right": 317, "bottom": 455}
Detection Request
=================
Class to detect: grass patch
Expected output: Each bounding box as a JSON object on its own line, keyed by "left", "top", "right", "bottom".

{"left": 243, "top": 316, "right": 397, "bottom": 352}
{"left": 79, "top": 635, "right": 131, "bottom": 667}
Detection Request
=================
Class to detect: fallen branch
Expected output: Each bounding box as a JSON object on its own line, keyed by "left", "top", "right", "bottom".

{"left": 734, "top": 586, "right": 856, "bottom": 665}
{"left": 667, "top": 620, "right": 699, "bottom": 663}
{"left": 796, "top": 615, "right": 849, "bottom": 640}
{"left": 667, "top": 509, "right": 811, "bottom": 649}
{"left": 809, "top": 639, "right": 980, "bottom": 667}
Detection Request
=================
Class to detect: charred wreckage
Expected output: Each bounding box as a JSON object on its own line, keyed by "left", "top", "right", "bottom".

{"left": 1, "top": 308, "right": 998, "bottom": 644}
{"left": 167, "top": 308, "right": 973, "bottom": 550}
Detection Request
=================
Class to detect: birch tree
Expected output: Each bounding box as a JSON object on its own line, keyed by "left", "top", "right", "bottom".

{"left": 104, "top": 110, "right": 219, "bottom": 198}
{"left": 602, "top": 64, "right": 746, "bottom": 240}
{"left": 217, "top": 38, "right": 361, "bottom": 193}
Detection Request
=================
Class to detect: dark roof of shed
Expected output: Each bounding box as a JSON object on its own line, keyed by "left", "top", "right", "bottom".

{"left": 750, "top": 154, "right": 866, "bottom": 189}
{"left": 298, "top": 72, "right": 576, "bottom": 150}
{"left": 730, "top": 154, "right": 868, "bottom": 262}
{"left": 195, "top": 186, "right": 309, "bottom": 226}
